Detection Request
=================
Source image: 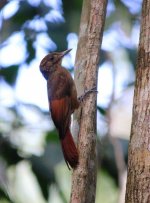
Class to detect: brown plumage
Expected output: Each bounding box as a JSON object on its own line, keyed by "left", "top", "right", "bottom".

{"left": 39, "top": 49, "right": 79, "bottom": 169}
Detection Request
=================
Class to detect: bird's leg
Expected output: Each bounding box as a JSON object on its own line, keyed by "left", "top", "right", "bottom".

{"left": 78, "top": 86, "right": 98, "bottom": 103}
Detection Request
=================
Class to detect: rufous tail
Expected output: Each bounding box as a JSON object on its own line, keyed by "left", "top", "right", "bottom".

{"left": 60, "top": 129, "right": 78, "bottom": 169}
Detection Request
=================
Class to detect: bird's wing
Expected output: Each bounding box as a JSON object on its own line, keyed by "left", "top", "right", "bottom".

{"left": 50, "top": 97, "right": 71, "bottom": 139}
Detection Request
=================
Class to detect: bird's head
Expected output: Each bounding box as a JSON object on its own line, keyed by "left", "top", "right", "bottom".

{"left": 39, "top": 49, "right": 72, "bottom": 80}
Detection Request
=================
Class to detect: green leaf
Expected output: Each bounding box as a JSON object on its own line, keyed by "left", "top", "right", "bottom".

{"left": 45, "top": 129, "right": 59, "bottom": 143}
{"left": 97, "top": 106, "right": 107, "bottom": 116}
{"left": 0, "top": 188, "right": 14, "bottom": 203}
{"left": 0, "top": 136, "right": 23, "bottom": 166}
{"left": 0, "top": 66, "right": 19, "bottom": 86}
{"left": 126, "top": 47, "right": 137, "bottom": 70}
{"left": 26, "top": 39, "right": 36, "bottom": 64}
{"left": 12, "top": 1, "right": 39, "bottom": 26}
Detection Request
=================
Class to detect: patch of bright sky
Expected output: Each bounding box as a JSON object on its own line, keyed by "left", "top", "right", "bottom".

{"left": 106, "top": 0, "right": 115, "bottom": 17}
{"left": 102, "top": 28, "right": 120, "bottom": 51}
{"left": 25, "top": 17, "right": 47, "bottom": 32}
{"left": 113, "top": 48, "right": 135, "bottom": 95}
{"left": 102, "top": 22, "right": 138, "bottom": 51}
{"left": 35, "top": 32, "right": 57, "bottom": 58}
{"left": 15, "top": 62, "right": 48, "bottom": 110}
{"left": 45, "top": 10, "right": 65, "bottom": 23}
{"left": 44, "top": 0, "right": 64, "bottom": 22}
{"left": 131, "top": 23, "right": 140, "bottom": 47}
{"left": 0, "top": 32, "right": 26, "bottom": 66}
{"left": 1, "top": 0, "right": 19, "bottom": 20}
{"left": 44, "top": 0, "right": 62, "bottom": 10}
{"left": 62, "top": 33, "right": 78, "bottom": 68}
{"left": 97, "top": 62, "right": 113, "bottom": 107}
{"left": 27, "top": 0, "right": 41, "bottom": 7}
{"left": 27, "top": 0, "right": 63, "bottom": 11}
{"left": 121, "top": 0, "right": 142, "bottom": 14}
{"left": 0, "top": 14, "right": 2, "bottom": 29}
{"left": 0, "top": 80, "right": 15, "bottom": 107}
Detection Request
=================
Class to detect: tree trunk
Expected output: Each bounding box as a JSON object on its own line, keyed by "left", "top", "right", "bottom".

{"left": 70, "top": 0, "right": 107, "bottom": 203}
{"left": 125, "top": 0, "right": 150, "bottom": 202}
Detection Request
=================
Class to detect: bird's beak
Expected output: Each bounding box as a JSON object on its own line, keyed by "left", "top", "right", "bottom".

{"left": 61, "top": 49, "right": 72, "bottom": 57}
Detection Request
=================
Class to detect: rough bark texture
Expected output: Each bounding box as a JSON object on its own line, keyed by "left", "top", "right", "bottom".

{"left": 70, "top": 0, "right": 107, "bottom": 203}
{"left": 125, "top": 0, "right": 150, "bottom": 202}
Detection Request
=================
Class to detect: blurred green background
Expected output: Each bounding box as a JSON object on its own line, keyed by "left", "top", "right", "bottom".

{"left": 0, "top": 0, "right": 142, "bottom": 202}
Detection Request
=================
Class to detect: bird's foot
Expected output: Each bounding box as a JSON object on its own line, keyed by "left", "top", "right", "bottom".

{"left": 78, "top": 86, "right": 98, "bottom": 102}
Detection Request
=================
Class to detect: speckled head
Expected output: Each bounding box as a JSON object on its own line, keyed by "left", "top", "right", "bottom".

{"left": 39, "top": 49, "right": 72, "bottom": 80}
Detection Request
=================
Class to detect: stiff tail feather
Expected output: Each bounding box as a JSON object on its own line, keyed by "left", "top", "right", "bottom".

{"left": 60, "top": 129, "right": 78, "bottom": 169}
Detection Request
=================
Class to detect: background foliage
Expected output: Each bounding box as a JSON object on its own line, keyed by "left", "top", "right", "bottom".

{"left": 0, "top": 0, "right": 142, "bottom": 202}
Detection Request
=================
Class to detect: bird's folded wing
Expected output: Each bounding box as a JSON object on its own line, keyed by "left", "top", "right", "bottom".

{"left": 50, "top": 97, "right": 71, "bottom": 138}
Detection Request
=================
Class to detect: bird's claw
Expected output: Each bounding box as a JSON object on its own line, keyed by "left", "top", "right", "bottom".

{"left": 78, "top": 86, "right": 98, "bottom": 102}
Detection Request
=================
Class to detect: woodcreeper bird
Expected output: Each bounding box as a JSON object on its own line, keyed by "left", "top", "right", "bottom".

{"left": 40, "top": 49, "right": 79, "bottom": 169}
{"left": 39, "top": 49, "right": 97, "bottom": 169}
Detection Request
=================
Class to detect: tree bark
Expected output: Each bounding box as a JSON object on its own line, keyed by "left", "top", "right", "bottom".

{"left": 125, "top": 0, "right": 150, "bottom": 202}
{"left": 70, "top": 0, "right": 107, "bottom": 203}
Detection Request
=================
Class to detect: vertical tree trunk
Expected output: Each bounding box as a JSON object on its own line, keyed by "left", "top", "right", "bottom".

{"left": 125, "top": 0, "right": 150, "bottom": 202}
{"left": 70, "top": 0, "right": 107, "bottom": 203}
